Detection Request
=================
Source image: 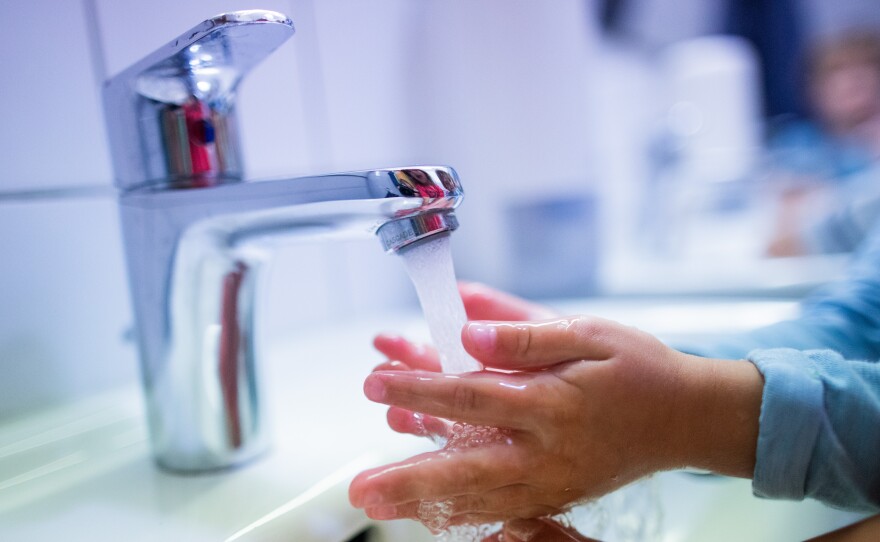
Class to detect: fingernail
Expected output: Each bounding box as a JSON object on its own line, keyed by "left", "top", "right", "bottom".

{"left": 363, "top": 375, "right": 386, "bottom": 401}
{"left": 375, "top": 333, "right": 402, "bottom": 343}
{"left": 357, "top": 490, "right": 382, "bottom": 509}
{"left": 366, "top": 504, "right": 398, "bottom": 520}
{"left": 466, "top": 323, "right": 497, "bottom": 352}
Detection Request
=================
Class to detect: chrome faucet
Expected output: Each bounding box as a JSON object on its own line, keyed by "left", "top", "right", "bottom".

{"left": 103, "top": 10, "right": 463, "bottom": 472}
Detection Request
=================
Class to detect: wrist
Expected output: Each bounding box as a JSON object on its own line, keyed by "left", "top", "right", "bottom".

{"left": 668, "top": 353, "right": 763, "bottom": 478}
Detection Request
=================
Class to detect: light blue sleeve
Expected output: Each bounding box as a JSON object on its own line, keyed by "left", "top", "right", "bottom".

{"left": 682, "top": 221, "right": 880, "bottom": 361}
{"left": 678, "top": 221, "right": 880, "bottom": 511}
{"left": 746, "top": 348, "right": 880, "bottom": 511}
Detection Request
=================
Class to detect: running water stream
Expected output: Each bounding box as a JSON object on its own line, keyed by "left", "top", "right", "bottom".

{"left": 400, "top": 234, "right": 500, "bottom": 540}
{"left": 399, "top": 234, "right": 663, "bottom": 541}
{"left": 400, "top": 234, "right": 479, "bottom": 375}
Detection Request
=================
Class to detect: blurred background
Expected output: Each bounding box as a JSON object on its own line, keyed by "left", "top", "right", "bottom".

{"left": 3, "top": 0, "right": 880, "bottom": 417}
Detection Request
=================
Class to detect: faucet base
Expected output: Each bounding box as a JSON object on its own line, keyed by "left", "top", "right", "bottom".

{"left": 153, "top": 444, "right": 271, "bottom": 474}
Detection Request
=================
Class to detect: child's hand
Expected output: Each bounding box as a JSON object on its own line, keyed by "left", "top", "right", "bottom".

{"left": 351, "top": 290, "right": 763, "bottom": 526}
{"left": 351, "top": 315, "right": 691, "bottom": 525}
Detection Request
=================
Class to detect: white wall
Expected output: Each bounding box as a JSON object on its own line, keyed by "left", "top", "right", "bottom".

{"left": 0, "top": 0, "right": 603, "bottom": 417}
{"left": 398, "top": 1, "right": 600, "bottom": 290}
{"left": 0, "top": 0, "right": 112, "bottom": 191}
{"left": 0, "top": 0, "right": 132, "bottom": 418}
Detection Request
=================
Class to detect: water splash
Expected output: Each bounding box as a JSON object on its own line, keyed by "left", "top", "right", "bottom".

{"left": 555, "top": 478, "right": 664, "bottom": 542}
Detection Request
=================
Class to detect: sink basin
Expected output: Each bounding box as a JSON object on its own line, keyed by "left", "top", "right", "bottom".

{"left": 0, "top": 315, "right": 433, "bottom": 542}
{"left": 0, "top": 299, "right": 868, "bottom": 541}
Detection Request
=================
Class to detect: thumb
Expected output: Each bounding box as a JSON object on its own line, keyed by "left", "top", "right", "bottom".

{"left": 461, "top": 317, "right": 620, "bottom": 370}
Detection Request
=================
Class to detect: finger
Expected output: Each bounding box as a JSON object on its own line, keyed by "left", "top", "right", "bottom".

{"left": 349, "top": 445, "right": 523, "bottom": 508}
{"left": 503, "top": 518, "right": 601, "bottom": 542}
{"left": 364, "top": 370, "right": 537, "bottom": 428}
{"left": 461, "top": 317, "right": 623, "bottom": 370}
{"left": 459, "top": 282, "right": 556, "bottom": 321}
{"left": 374, "top": 334, "right": 442, "bottom": 372}
{"left": 386, "top": 406, "right": 452, "bottom": 441}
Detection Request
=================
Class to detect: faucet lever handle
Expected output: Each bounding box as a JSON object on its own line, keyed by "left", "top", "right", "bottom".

{"left": 104, "top": 10, "right": 295, "bottom": 191}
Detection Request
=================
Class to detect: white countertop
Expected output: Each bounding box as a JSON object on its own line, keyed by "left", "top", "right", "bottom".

{"left": 0, "top": 299, "right": 868, "bottom": 541}
{"left": 0, "top": 317, "right": 433, "bottom": 542}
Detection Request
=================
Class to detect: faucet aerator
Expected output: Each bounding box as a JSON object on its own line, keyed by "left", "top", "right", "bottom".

{"left": 378, "top": 213, "right": 460, "bottom": 253}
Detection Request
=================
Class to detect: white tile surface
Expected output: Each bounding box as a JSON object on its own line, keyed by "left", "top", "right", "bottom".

{"left": 370, "top": 0, "right": 601, "bottom": 289}
{"left": 0, "top": 196, "right": 136, "bottom": 418}
{"left": 0, "top": 0, "right": 113, "bottom": 190}
{"left": 261, "top": 239, "right": 418, "bottom": 347}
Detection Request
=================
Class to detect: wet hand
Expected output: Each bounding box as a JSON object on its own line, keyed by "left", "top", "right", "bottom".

{"left": 353, "top": 284, "right": 762, "bottom": 528}
{"left": 350, "top": 315, "right": 695, "bottom": 525}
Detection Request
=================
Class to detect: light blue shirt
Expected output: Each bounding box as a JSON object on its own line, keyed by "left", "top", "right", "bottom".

{"left": 800, "top": 165, "right": 880, "bottom": 255}
{"left": 681, "top": 220, "right": 880, "bottom": 512}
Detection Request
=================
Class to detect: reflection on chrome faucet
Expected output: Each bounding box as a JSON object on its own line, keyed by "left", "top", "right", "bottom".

{"left": 103, "top": 10, "right": 464, "bottom": 472}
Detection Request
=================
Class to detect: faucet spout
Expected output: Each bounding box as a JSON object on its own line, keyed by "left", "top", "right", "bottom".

{"left": 119, "top": 166, "right": 462, "bottom": 471}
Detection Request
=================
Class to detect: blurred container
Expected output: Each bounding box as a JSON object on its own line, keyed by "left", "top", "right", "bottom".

{"left": 640, "top": 35, "right": 767, "bottom": 261}
{"left": 505, "top": 194, "right": 599, "bottom": 299}
{"left": 660, "top": 35, "right": 764, "bottom": 184}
